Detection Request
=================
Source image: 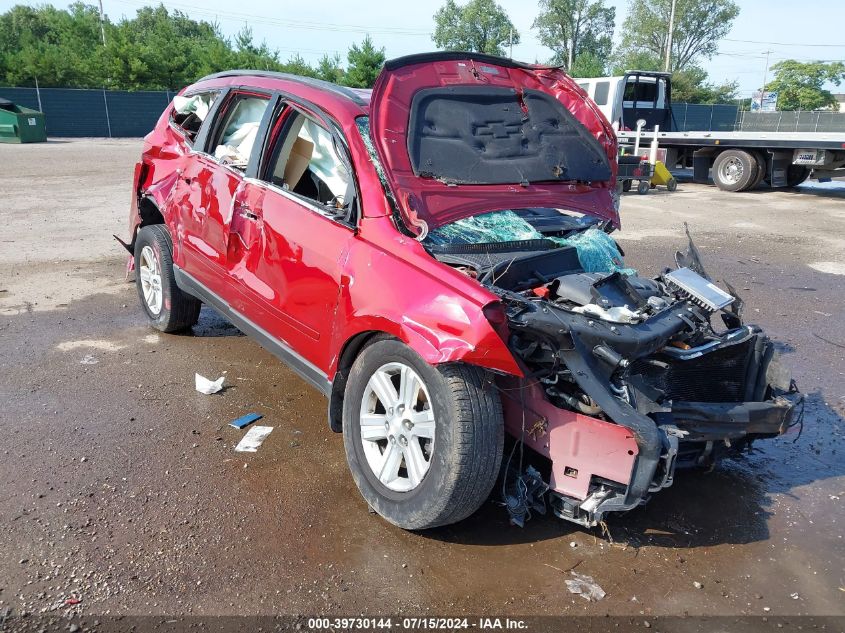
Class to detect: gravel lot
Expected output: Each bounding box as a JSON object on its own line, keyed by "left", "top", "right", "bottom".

{"left": 0, "top": 139, "right": 843, "bottom": 625}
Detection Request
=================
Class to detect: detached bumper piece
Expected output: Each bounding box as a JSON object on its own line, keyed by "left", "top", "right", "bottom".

{"left": 669, "top": 397, "right": 797, "bottom": 442}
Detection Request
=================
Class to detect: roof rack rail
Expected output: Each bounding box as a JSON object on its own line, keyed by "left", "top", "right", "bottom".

{"left": 196, "top": 70, "right": 369, "bottom": 106}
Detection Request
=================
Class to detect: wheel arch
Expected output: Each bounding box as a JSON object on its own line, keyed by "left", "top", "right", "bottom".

{"left": 126, "top": 195, "right": 168, "bottom": 254}
{"left": 326, "top": 316, "right": 521, "bottom": 432}
{"left": 328, "top": 330, "right": 396, "bottom": 432}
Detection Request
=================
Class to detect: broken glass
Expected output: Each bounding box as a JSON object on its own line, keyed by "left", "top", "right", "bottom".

{"left": 427, "top": 210, "right": 634, "bottom": 275}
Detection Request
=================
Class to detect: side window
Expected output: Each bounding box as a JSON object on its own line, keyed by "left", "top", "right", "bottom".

{"left": 265, "top": 110, "right": 352, "bottom": 212}
{"left": 170, "top": 91, "right": 218, "bottom": 144}
{"left": 577, "top": 82, "right": 590, "bottom": 94}
{"left": 593, "top": 81, "right": 610, "bottom": 106}
{"left": 208, "top": 93, "right": 270, "bottom": 170}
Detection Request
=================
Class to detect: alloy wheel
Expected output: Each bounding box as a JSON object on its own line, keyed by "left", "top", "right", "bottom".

{"left": 139, "top": 245, "right": 163, "bottom": 315}
{"left": 359, "top": 362, "right": 436, "bottom": 492}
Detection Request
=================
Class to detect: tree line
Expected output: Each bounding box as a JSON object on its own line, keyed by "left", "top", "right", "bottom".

{"left": 0, "top": 3, "right": 384, "bottom": 91}
{"left": 1, "top": 0, "right": 842, "bottom": 109}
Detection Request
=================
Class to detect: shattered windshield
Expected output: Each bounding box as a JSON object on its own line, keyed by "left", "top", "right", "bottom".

{"left": 426, "top": 210, "right": 541, "bottom": 246}
{"left": 428, "top": 210, "right": 633, "bottom": 275}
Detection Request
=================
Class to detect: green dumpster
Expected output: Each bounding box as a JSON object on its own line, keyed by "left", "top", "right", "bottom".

{"left": 0, "top": 98, "right": 47, "bottom": 143}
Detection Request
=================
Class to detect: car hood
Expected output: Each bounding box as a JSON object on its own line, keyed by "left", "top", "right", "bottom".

{"left": 368, "top": 52, "right": 619, "bottom": 237}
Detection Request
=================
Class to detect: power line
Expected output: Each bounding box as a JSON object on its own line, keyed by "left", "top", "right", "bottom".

{"left": 723, "top": 37, "right": 845, "bottom": 48}
{"left": 110, "top": 0, "right": 434, "bottom": 35}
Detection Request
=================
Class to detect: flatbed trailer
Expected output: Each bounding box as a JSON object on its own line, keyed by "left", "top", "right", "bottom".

{"left": 576, "top": 71, "right": 845, "bottom": 192}
{"left": 617, "top": 129, "right": 845, "bottom": 190}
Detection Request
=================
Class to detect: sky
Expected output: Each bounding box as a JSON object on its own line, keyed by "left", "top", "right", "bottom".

{"left": 2, "top": 0, "right": 844, "bottom": 97}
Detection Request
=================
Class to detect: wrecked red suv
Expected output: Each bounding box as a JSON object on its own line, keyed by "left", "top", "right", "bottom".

{"left": 124, "top": 53, "right": 800, "bottom": 530}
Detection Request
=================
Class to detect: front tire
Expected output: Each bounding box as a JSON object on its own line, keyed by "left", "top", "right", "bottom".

{"left": 134, "top": 225, "right": 201, "bottom": 333}
{"left": 342, "top": 339, "right": 504, "bottom": 530}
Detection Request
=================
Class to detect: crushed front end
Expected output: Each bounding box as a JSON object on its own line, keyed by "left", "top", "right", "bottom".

{"left": 427, "top": 214, "right": 801, "bottom": 527}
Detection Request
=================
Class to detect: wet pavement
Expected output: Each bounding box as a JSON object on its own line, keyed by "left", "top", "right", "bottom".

{"left": 0, "top": 140, "right": 843, "bottom": 621}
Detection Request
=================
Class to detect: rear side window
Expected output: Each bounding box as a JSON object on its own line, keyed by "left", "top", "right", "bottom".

{"left": 593, "top": 81, "right": 610, "bottom": 106}
{"left": 170, "top": 91, "right": 218, "bottom": 144}
{"left": 208, "top": 93, "right": 271, "bottom": 170}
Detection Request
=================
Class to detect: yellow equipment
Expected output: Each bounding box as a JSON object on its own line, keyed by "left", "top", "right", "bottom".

{"left": 650, "top": 160, "right": 678, "bottom": 191}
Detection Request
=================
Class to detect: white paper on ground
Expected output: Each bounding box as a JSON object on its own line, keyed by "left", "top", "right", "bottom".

{"left": 234, "top": 426, "right": 273, "bottom": 452}
{"left": 195, "top": 373, "right": 224, "bottom": 395}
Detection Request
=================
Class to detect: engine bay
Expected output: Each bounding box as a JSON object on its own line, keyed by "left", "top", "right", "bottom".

{"left": 425, "top": 208, "right": 801, "bottom": 527}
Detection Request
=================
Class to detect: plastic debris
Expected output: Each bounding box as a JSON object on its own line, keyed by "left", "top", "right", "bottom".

{"left": 80, "top": 355, "right": 98, "bottom": 365}
{"left": 195, "top": 373, "right": 224, "bottom": 395}
{"left": 234, "top": 425, "right": 273, "bottom": 452}
{"left": 504, "top": 465, "right": 549, "bottom": 527}
{"left": 565, "top": 571, "right": 606, "bottom": 602}
{"left": 230, "top": 412, "right": 263, "bottom": 429}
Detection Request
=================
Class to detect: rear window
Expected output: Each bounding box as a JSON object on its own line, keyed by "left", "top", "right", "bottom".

{"left": 623, "top": 80, "right": 657, "bottom": 104}
{"left": 170, "top": 91, "right": 218, "bottom": 144}
{"left": 406, "top": 86, "right": 611, "bottom": 185}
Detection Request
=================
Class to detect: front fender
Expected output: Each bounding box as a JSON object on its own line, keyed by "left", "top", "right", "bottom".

{"left": 328, "top": 227, "right": 523, "bottom": 379}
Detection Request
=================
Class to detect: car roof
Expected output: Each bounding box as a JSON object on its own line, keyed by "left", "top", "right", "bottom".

{"left": 188, "top": 70, "right": 372, "bottom": 118}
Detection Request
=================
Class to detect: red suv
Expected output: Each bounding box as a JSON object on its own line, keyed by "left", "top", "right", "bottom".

{"left": 124, "top": 53, "right": 799, "bottom": 530}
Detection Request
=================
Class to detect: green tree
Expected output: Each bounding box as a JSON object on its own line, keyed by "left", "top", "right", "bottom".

{"left": 672, "top": 65, "right": 737, "bottom": 103}
{"left": 230, "top": 25, "right": 282, "bottom": 72}
{"left": 616, "top": 0, "right": 739, "bottom": 72}
{"left": 0, "top": 3, "right": 311, "bottom": 90}
{"left": 281, "top": 53, "right": 318, "bottom": 78}
{"left": 343, "top": 35, "right": 384, "bottom": 88}
{"left": 568, "top": 52, "right": 607, "bottom": 78}
{"left": 533, "top": 0, "right": 614, "bottom": 71}
{"left": 765, "top": 60, "right": 845, "bottom": 111}
{"left": 432, "top": 0, "right": 519, "bottom": 56}
{"left": 0, "top": 3, "right": 107, "bottom": 87}
{"left": 316, "top": 53, "right": 345, "bottom": 84}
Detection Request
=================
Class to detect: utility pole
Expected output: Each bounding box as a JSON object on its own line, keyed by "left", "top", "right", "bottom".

{"left": 664, "top": 0, "right": 676, "bottom": 72}
{"left": 509, "top": 27, "right": 513, "bottom": 58}
{"left": 98, "top": 0, "right": 106, "bottom": 46}
{"left": 758, "top": 50, "right": 773, "bottom": 110}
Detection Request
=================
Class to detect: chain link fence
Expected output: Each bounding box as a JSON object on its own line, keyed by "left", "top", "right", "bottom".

{"left": 735, "top": 110, "right": 845, "bottom": 133}
{"left": 0, "top": 86, "right": 172, "bottom": 137}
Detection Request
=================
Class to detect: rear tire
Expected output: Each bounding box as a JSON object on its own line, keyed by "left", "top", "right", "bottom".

{"left": 749, "top": 151, "right": 768, "bottom": 190}
{"left": 134, "top": 225, "right": 201, "bottom": 333}
{"left": 637, "top": 180, "right": 650, "bottom": 194}
{"left": 342, "top": 339, "right": 504, "bottom": 530}
{"left": 786, "top": 165, "right": 810, "bottom": 187}
{"left": 713, "top": 150, "right": 758, "bottom": 192}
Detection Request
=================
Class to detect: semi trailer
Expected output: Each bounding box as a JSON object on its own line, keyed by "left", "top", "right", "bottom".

{"left": 576, "top": 71, "right": 845, "bottom": 192}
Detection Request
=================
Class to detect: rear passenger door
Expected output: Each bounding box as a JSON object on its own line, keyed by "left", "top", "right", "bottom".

{"left": 176, "top": 90, "right": 272, "bottom": 293}
{"left": 228, "top": 102, "right": 358, "bottom": 374}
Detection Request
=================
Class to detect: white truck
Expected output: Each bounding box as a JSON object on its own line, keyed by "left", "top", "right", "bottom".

{"left": 576, "top": 71, "right": 845, "bottom": 191}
